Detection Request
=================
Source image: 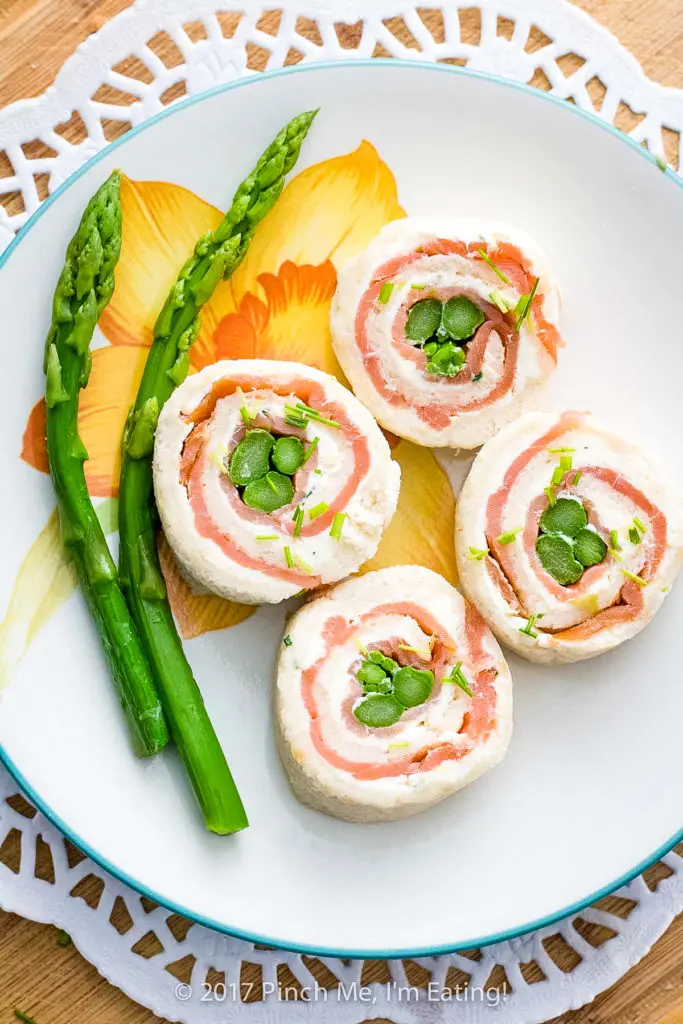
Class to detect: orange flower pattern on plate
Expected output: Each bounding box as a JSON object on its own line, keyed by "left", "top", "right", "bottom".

{"left": 15, "top": 141, "right": 457, "bottom": 647}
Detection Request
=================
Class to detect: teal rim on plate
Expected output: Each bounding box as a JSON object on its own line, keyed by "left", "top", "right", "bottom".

{"left": 0, "top": 58, "right": 681, "bottom": 959}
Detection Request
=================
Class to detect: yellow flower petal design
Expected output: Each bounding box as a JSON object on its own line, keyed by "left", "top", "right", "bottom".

{"left": 158, "top": 533, "right": 255, "bottom": 640}
{"left": 211, "top": 261, "right": 344, "bottom": 378}
{"left": 16, "top": 143, "right": 406, "bottom": 647}
{"left": 360, "top": 440, "right": 458, "bottom": 584}
{"left": 0, "top": 501, "right": 117, "bottom": 692}
{"left": 98, "top": 175, "right": 237, "bottom": 354}
{"left": 78, "top": 343, "right": 150, "bottom": 497}
{"left": 228, "top": 141, "right": 405, "bottom": 304}
{"left": 99, "top": 145, "right": 402, "bottom": 356}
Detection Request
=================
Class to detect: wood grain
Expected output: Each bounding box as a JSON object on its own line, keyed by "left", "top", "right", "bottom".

{"left": 1, "top": 2, "right": 683, "bottom": 1022}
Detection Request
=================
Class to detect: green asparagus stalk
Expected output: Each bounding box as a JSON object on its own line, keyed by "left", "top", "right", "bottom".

{"left": 118, "top": 110, "right": 318, "bottom": 834}
{"left": 44, "top": 171, "right": 169, "bottom": 758}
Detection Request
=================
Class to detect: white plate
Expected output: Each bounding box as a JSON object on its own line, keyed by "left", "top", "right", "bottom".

{"left": 0, "top": 61, "right": 682, "bottom": 957}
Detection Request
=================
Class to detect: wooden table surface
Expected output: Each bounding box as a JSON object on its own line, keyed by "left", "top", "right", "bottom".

{"left": 2, "top": 1, "right": 683, "bottom": 1022}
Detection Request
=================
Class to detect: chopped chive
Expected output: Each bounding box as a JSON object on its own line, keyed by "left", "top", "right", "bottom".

{"left": 519, "top": 615, "right": 539, "bottom": 638}
{"left": 629, "top": 526, "right": 641, "bottom": 545}
{"left": 388, "top": 741, "right": 410, "bottom": 749}
{"left": 609, "top": 530, "right": 620, "bottom": 550}
{"left": 295, "top": 401, "right": 333, "bottom": 417}
{"left": 330, "top": 512, "right": 346, "bottom": 540}
{"left": 266, "top": 475, "right": 279, "bottom": 495}
{"left": 572, "top": 471, "right": 582, "bottom": 486}
{"left": 282, "top": 411, "right": 307, "bottom": 428}
{"left": 467, "top": 546, "right": 489, "bottom": 560}
{"left": 293, "top": 552, "right": 313, "bottom": 574}
{"left": 293, "top": 506, "right": 304, "bottom": 538}
{"left": 398, "top": 644, "right": 431, "bottom": 656}
{"left": 551, "top": 465, "right": 566, "bottom": 487}
{"left": 498, "top": 527, "right": 522, "bottom": 545}
{"left": 489, "top": 289, "right": 510, "bottom": 313}
{"left": 283, "top": 404, "right": 307, "bottom": 421}
{"left": 476, "top": 248, "right": 511, "bottom": 285}
{"left": 634, "top": 516, "right": 647, "bottom": 534}
{"left": 411, "top": 283, "right": 426, "bottom": 290}
{"left": 283, "top": 635, "right": 293, "bottom": 647}
{"left": 442, "top": 660, "right": 474, "bottom": 697}
{"left": 302, "top": 436, "right": 319, "bottom": 463}
{"left": 284, "top": 546, "right": 294, "bottom": 569}
{"left": 293, "top": 402, "right": 341, "bottom": 429}
{"left": 548, "top": 447, "right": 575, "bottom": 454}
{"left": 548, "top": 454, "right": 574, "bottom": 489}
{"left": 515, "top": 276, "right": 540, "bottom": 330}
{"left": 255, "top": 534, "right": 279, "bottom": 541}
{"left": 472, "top": 371, "right": 483, "bottom": 382}
{"left": 378, "top": 281, "right": 395, "bottom": 304}
{"left": 308, "top": 501, "right": 329, "bottom": 519}
{"left": 662, "top": 585, "right": 671, "bottom": 593}
{"left": 656, "top": 155, "right": 668, "bottom": 172}
{"left": 240, "top": 405, "right": 253, "bottom": 425}
{"left": 514, "top": 295, "right": 527, "bottom": 316}
{"left": 623, "top": 569, "right": 648, "bottom": 586}
{"left": 353, "top": 637, "right": 369, "bottom": 656}
{"left": 57, "top": 929, "right": 72, "bottom": 947}
{"left": 14, "top": 1014, "right": 38, "bottom": 1024}
{"left": 314, "top": 468, "right": 322, "bottom": 475}
{"left": 544, "top": 486, "right": 557, "bottom": 506}
{"left": 526, "top": 276, "right": 541, "bottom": 309}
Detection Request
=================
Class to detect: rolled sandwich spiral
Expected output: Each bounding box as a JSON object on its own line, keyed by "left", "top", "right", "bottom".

{"left": 331, "top": 218, "right": 562, "bottom": 449}
{"left": 455, "top": 411, "right": 683, "bottom": 663}
{"left": 276, "top": 566, "right": 513, "bottom": 822}
{"left": 153, "top": 360, "right": 400, "bottom": 605}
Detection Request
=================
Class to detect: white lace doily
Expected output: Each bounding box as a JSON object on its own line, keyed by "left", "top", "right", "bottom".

{"left": 2, "top": 2, "right": 683, "bottom": 1022}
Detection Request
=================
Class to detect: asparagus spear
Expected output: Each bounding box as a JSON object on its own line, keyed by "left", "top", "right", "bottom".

{"left": 44, "top": 171, "right": 169, "bottom": 758}
{"left": 118, "top": 110, "right": 318, "bottom": 834}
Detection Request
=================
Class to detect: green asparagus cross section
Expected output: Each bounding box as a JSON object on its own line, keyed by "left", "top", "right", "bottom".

{"left": 44, "top": 171, "right": 169, "bottom": 758}
{"left": 118, "top": 109, "right": 318, "bottom": 834}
